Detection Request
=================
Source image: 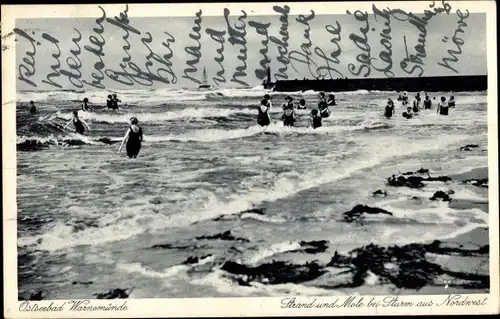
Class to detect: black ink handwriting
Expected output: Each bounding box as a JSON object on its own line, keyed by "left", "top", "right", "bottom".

{"left": 82, "top": 6, "right": 106, "bottom": 89}
{"left": 41, "top": 33, "right": 62, "bottom": 88}
{"left": 205, "top": 28, "right": 226, "bottom": 85}
{"left": 315, "top": 22, "right": 344, "bottom": 79}
{"left": 383, "top": 1, "right": 452, "bottom": 76}
{"left": 161, "top": 32, "right": 178, "bottom": 84}
{"left": 346, "top": 10, "right": 371, "bottom": 77}
{"left": 370, "top": 5, "right": 394, "bottom": 77}
{"left": 437, "top": 9, "right": 469, "bottom": 73}
{"left": 289, "top": 11, "right": 318, "bottom": 78}
{"left": 141, "top": 32, "right": 177, "bottom": 84}
{"left": 14, "top": 28, "right": 37, "bottom": 87}
{"left": 224, "top": 8, "right": 249, "bottom": 87}
{"left": 248, "top": 20, "right": 271, "bottom": 80}
{"left": 60, "top": 29, "right": 83, "bottom": 88}
{"left": 105, "top": 4, "right": 141, "bottom": 69}
{"left": 183, "top": 10, "right": 203, "bottom": 85}
{"left": 269, "top": 5, "right": 290, "bottom": 81}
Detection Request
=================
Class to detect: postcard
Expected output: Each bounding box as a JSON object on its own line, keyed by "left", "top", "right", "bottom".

{"left": 2, "top": 1, "right": 499, "bottom": 317}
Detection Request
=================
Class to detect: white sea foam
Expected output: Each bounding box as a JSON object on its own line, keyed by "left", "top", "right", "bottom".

{"left": 242, "top": 241, "right": 303, "bottom": 265}
{"left": 190, "top": 269, "right": 349, "bottom": 297}
{"left": 117, "top": 255, "right": 214, "bottom": 279}
{"left": 18, "top": 132, "right": 479, "bottom": 252}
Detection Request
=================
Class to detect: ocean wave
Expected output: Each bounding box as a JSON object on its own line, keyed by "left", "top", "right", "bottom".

{"left": 16, "top": 133, "right": 477, "bottom": 251}
{"left": 117, "top": 255, "right": 215, "bottom": 279}
{"left": 190, "top": 269, "right": 349, "bottom": 297}
{"left": 141, "top": 122, "right": 371, "bottom": 143}
{"left": 53, "top": 108, "right": 255, "bottom": 124}
{"left": 241, "top": 241, "right": 304, "bottom": 265}
{"left": 17, "top": 134, "right": 119, "bottom": 150}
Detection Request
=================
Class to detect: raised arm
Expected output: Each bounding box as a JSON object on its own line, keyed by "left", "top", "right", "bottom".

{"left": 63, "top": 119, "right": 72, "bottom": 129}
{"left": 117, "top": 129, "right": 131, "bottom": 153}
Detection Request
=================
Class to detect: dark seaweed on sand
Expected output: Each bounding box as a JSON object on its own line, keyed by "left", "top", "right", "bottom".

{"left": 220, "top": 240, "right": 489, "bottom": 290}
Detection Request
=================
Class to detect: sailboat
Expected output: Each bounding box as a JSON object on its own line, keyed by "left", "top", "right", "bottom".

{"left": 198, "top": 67, "right": 211, "bottom": 89}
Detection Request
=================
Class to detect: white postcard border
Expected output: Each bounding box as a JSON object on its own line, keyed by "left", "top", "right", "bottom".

{"left": 2, "top": 1, "right": 499, "bottom": 318}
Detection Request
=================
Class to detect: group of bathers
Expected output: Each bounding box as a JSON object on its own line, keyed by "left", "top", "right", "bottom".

{"left": 257, "top": 92, "right": 337, "bottom": 129}
{"left": 386, "top": 92, "right": 456, "bottom": 119}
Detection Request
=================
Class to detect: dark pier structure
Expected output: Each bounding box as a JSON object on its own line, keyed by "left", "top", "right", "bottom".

{"left": 263, "top": 67, "right": 487, "bottom": 93}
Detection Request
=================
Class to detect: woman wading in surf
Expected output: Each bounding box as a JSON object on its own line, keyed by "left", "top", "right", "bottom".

{"left": 118, "top": 117, "right": 143, "bottom": 158}
{"left": 257, "top": 94, "right": 272, "bottom": 127}
{"left": 63, "top": 111, "right": 90, "bottom": 135}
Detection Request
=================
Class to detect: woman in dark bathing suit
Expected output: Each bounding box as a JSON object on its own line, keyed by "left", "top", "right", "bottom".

{"left": 297, "top": 98, "right": 307, "bottom": 110}
{"left": 112, "top": 94, "right": 121, "bottom": 110}
{"left": 118, "top": 117, "right": 143, "bottom": 158}
{"left": 257, "top": 94, "right": 272, "bottom": 127}
{"left": 106, "top": 95, "right": 114, "bottom": 109}
{"left": 281, "top": 96, "right": 295, "bottom": 127}
{"left": 81, "top": 97, "right": 93, "bottom": 112}
{"left": 403, "top": 106, "right": 413, "bottom": 119}
{"left": 384, "top": 99, "right": 395, "bottom": 119}
{"left": 29, "top": 101, "right": 37, "bottom": 115}
{"left": 448, "top": 96, "right": 455, "bottom": 108}
{"left": 327, "top": 94, "right": 336, "bottom": 107}
{"left": 64, "top": 111, "right": 90, "bottom": 134}
{"left": 318, "top": 92, "right": 331, "bottom": 118}
{"left": 310, "top": 109, "right": 322, "bottom": 129}
{"left": 437, "top": 96, "right": 449, "bottom": 115}
{"left": 424, "top": 94, "right": 432, "bottom": 109}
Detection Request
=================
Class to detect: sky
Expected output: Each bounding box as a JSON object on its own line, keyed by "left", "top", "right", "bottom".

{"left": 14, "top": 3, "right": 487, "bottom": 91}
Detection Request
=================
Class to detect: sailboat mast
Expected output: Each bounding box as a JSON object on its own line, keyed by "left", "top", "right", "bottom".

{"left": 203, "top": 67, "right": 208, "bottom": 86}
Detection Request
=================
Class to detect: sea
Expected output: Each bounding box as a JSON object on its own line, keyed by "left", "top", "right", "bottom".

{"left": 15, "top": 87, "right": 490, "bottom": 299}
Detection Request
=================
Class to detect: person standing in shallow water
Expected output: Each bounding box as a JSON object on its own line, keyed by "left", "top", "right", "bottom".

{"left": 437, "top": 96, "right": 449, "bottom": 115}
{"left": 327, "top": 94, "right": 336, "bottom": 107}
{"left": 424, "top": 94, "right": 432, "bottom": 109}
{"left": 112, "top": 94, "right": 121, "bottom": 110}
{"left": 257, "top": 94, "right": 272, "bottom": 127}
{"left": 118, "top": 117, "right": 143, "bottom": 158}
{"left": 297, "top": 98, "right": 307, "bottom": 110}
{"left": 64, "top": 111, "right": 90, "bottom": 134}
{"left": 310, "top": 109, "right": 322, "bottom": 129}
{"left": 81, "top": 98, "right": 93, "bottom": 112}
{"left": 318, "top": 92, "right": 331, "bottom": 118}
{"left": 281, "top": 96, "right": 295, "bottom": 127}
{"left": 448, "top": 96, "right": 455, "bottom": 108}
{"left": 403, "top": 106, "right": 413, "bottom": 119}
{"left": 106, "top": 95, "right": 113, "bottom": 109}
{"left": 29, "top": 101, "right": 37, "bottom": 115}
{"left": 384, "top": 99, "right": 395, "bottom": 119}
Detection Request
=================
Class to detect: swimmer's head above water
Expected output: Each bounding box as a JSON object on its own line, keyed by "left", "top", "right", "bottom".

{"left": 285, "top": 95, "right": 293, "bottom": 102}
{"left": 130, "top": 117, "right": 139, "bottom": 125}
{"left": 311, "top": 109, "right": 319, "bottom": 116}
{"left": 108, "top": 95, "right": 112, "bottom": 99}
{"left": 441, "top": 96, "right": 446, "bottom": 102}
{"left": 264, "top": 94, "right": 271, "bottom": 100}
{"left": 83, "top": 98, "right": 89, "bottom": 103}
{"left": 299, "top": 99, "right": 306, "bottom": 106}
{"left": 319, "top": 92, "right": 325, "bottom": 98}
{"left": 73, "top": 111, "right": 78, "bottom": 117}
